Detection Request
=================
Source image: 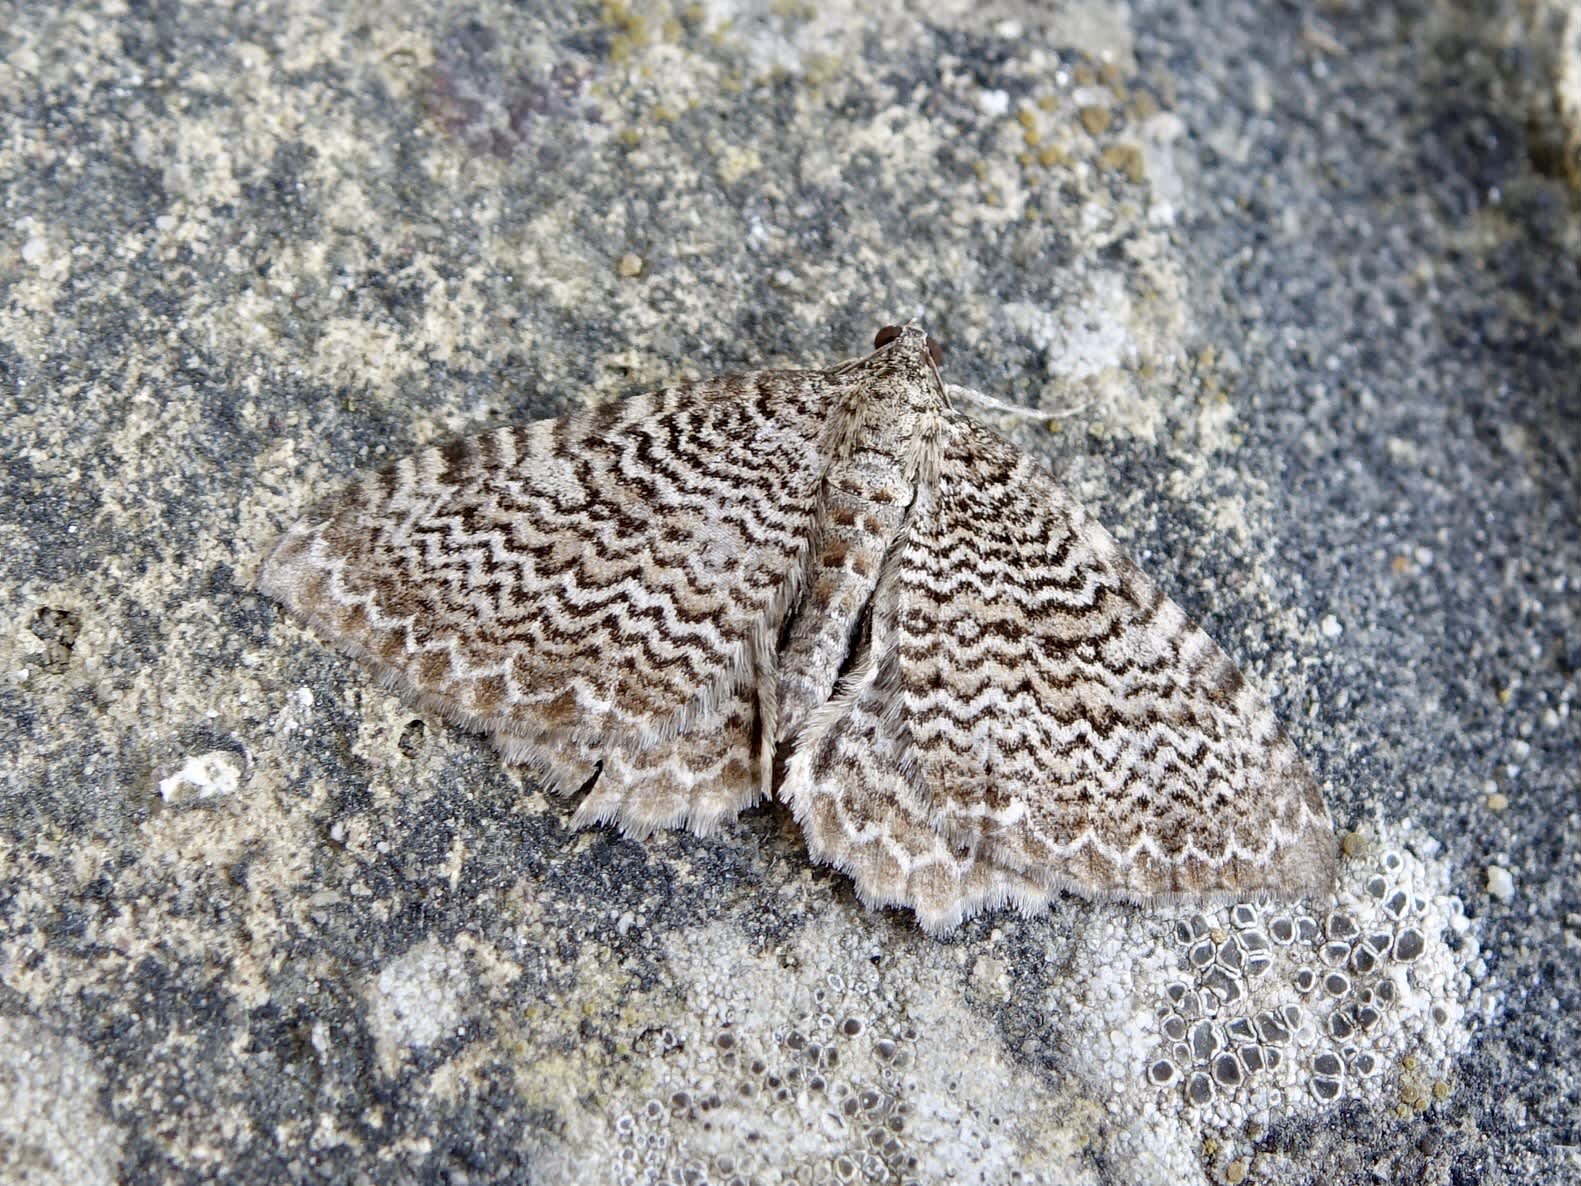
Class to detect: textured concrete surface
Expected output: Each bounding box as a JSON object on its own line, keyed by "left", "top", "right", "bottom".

{"left": 1, "top": 1, "right": 1576, "bottom": 1183}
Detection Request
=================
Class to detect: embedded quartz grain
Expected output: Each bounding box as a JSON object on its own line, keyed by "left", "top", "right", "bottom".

{"left": 157, "top": 749, "right": 244, "bottom": 804}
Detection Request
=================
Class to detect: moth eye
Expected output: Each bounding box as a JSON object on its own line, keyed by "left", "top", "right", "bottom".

{"left": 926, "top": 335, "right": 944, "bottom": 368}
{"left": 873, "top": 325, "right": 904, "bottom": 349}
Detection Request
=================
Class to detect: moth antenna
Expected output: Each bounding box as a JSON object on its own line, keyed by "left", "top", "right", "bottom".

{"left": 946, "top": 383, "right": 1094, "bottom": 422}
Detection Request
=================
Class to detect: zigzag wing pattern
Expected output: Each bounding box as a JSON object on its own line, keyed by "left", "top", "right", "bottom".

{"left": 781, "top": 647, "right": 1059, "bottom": 936}
{"left": 258, "top": 370, "right": 838, "bottom": 827}
{"left": 890, "top": 417, "right": 1336, "bottom": 902}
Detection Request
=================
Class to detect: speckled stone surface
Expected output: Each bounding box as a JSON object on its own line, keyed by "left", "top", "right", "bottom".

{"left": 1, "top": 1, "right": 1576, "bottom": 1183}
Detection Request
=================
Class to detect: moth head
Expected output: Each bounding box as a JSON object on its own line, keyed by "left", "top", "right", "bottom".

{"left": 872, "top": 324, "right": 945, "bottom": 370}
{"left": 830, "top": 325, "right": 950, "bottom": 410}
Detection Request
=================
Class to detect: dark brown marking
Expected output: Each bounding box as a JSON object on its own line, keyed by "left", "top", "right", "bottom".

{"left": 417, "top": 650, "right": 451, "bottom": 685}
{"left": 437, "top": 436, "right": 472, "bottom": 483}
{"left": 376, "top": 631, "right": 407, "bottom": 664}
{"left": 536, "top": 689, "right": 581, "bottom": 728}
{"left": 471, "top": 674, "right": 508, "bottom": 713}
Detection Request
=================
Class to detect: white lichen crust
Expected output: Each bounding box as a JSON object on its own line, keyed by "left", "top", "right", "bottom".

{"left": 1059, "top": 821, "right": 1486, "bottom": 1184}
{"left": 514, "top": 824, "right": 1482, "bottom": 1186}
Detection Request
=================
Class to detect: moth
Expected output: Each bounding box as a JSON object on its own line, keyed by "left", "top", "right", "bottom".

{"left": 258, "top": 325, "right": 1335, "bottom": 933}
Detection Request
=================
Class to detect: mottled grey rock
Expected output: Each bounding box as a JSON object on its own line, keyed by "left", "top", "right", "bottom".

{"left": 1, "top": 1, "right": 1576, "bottom": 1184}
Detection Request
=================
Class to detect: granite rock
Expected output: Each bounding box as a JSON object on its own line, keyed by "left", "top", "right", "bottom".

{"left": 1, "top": 1, "right": 1576, "bottom": 1183}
